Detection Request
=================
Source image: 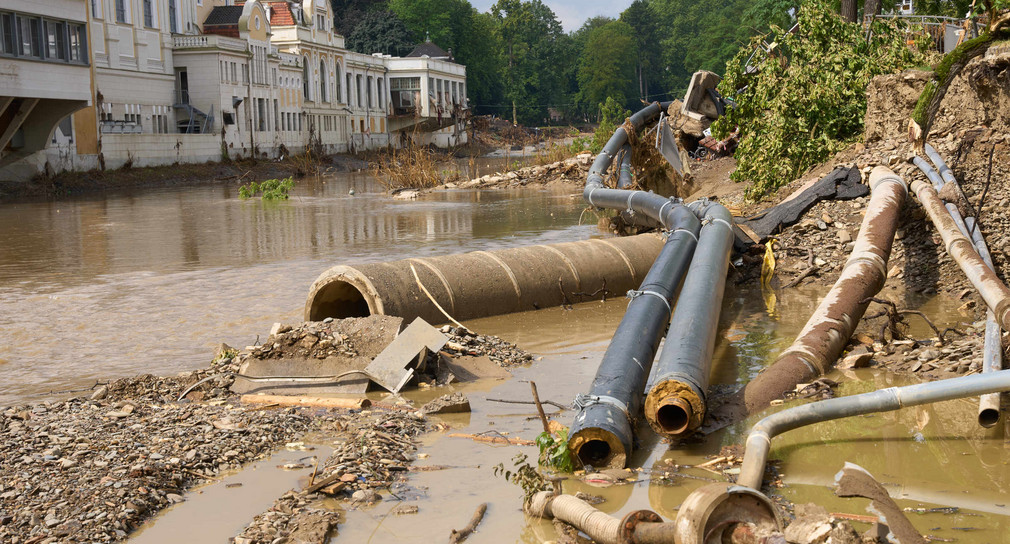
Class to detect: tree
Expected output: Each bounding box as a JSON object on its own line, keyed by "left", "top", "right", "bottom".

{"left": 346, "top": 10, "right": 415, "bottom": 55}
{"left": 840, "top": 0, "right": 857, "bottom": 22}
{"left": 330, "top": 0, "right": 385, "bottom": 37}
{"left": 577, "top": 20, "right": 637, "bottom": 109}
{"left": 620, "top": 1, "right": 662, "bottom": 101}
{"left": 491, "top": 0, "right": 568, "bottom": 125}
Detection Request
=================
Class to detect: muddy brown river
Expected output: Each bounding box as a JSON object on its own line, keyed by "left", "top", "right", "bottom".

{"left": 2, "top": 168, "right": 1008, "bottom": 542}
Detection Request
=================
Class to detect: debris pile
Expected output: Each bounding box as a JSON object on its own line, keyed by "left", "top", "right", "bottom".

{"left": 0, "top": 378, "right": 312, "bottom": 543}
{"left": 440, "top": 154, "right": 592, "bottom": 190}
{"left": 235, "top": 410, "right": 427, "bottom": 543}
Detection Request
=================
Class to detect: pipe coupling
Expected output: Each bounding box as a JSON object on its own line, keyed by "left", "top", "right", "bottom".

{"left": 620, "top": 510, "right": 662, "bottom": 544}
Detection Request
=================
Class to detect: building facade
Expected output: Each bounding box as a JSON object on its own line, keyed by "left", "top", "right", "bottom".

{"left": 1, "top": 0, "right": 468, "bottom": 181}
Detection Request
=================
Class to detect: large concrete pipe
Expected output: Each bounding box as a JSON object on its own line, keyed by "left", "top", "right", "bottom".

{"left": 737, "top": 166, "right": 906, "bottom": 414}
{"left": 304, "top": 234, "right": 664, "bottom": 324}
{"left": 643, "top": 200, "right": 734, "bottom": 438}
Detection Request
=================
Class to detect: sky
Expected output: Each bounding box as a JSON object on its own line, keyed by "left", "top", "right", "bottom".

{"left": 468, "top": 0, "right": 635, "bottom": 32}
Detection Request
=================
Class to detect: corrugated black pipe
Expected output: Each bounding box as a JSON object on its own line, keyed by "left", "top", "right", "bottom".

{"left": 643, "top": 200, "right": 735, "bottom": 437}
{"left": 568, "top": 102, "right": 702, "bottom": 469}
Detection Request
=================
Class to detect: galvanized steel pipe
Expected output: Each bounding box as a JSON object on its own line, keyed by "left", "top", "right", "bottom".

{"left": 644, "top": 200, "right": 735, "bottom": 437}
{"left": 920, "top": 145, "right": 1005, "bottom": 427}
{"left": 910, "top": 173, "right": 1010, "bottom": 330}
{"left": 303, "top": 234, "right": 665, "bottom": 324}
{"left": 739, "top": 166, "right": 907, "bottom": 414}
{"left": 737, "top": 369, "right": 1010, "bottom": 489}
{"left": 569, "top": 101, "right": 703, "bottom": 468}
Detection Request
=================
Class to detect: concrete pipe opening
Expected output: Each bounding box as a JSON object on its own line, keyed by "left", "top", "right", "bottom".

{"left": 656, "top": 397, "right": 693, "bottom": 435}
{"left": 304, "top": 267, "right": 383, "bottom": 322}
{"left": 978, "top": 407, "right": 1001, "bottom": 428}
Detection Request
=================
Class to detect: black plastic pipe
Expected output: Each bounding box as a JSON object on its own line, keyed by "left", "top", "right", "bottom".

{"left": 568, "top": 102, "right": 701, "bottom": 469}
{"left": 617, "top": 144, "right": 633, "bottom": 188}
{"left": 643, "top": 200, "right": 735, "bottom": 437}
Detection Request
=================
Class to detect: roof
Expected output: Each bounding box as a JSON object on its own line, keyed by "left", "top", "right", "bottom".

{"left": 265, "top": 2, "right": 296, "bottom": 26}
{"left": 407, "top": 41, "right": 451, "bottom": 60}
{"left": 203, "top": 6, "right": 244, "bottom": 26}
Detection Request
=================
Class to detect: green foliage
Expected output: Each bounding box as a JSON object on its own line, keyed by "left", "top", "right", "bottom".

{"left": 238, "top": 177, "right": 295, "bottom": 200}
{"left": 589, "top": 97, "right": 630, "bottom": 154}
{"left": 576, "top": 20, "right": 638, "bottom": 109}
{"left": 346, "top": 10, "right": 415, "bottom": 55}
{"left": 493, "top": 453, "right": 550, "bottom": 506}
{"left": 713, "top": 0, "right": 929, "bottom": 199}
{"left": 536, "top": 429, "right": 575, "bottom": 472}
{"left": 568, "top": 136, "right": 589, "bottom": 153}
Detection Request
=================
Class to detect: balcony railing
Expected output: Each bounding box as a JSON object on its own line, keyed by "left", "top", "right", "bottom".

{"left": 173, "top": 35, "right": 248, "bottom": 52}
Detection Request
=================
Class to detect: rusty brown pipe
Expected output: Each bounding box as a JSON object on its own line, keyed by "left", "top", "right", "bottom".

{"left": 525, "top": 492, "right": 679, "bottom": 544}
{"left": 740, "top": 166, "right": 906, "bottom": 414}
{"left": 909, "top": 177, "right": 1010, "bottom": 331}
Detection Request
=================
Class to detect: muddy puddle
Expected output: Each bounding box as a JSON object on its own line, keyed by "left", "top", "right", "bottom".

{"left": 129, "top": 445, "right": 333, "bottom": 544}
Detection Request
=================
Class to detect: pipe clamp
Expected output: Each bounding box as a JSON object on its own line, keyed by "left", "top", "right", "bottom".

{"left": 574, "top": 394, "right": 630, "bottom": 419}
{"left": 627, "top": 289, "right": 672, "bottom": 315}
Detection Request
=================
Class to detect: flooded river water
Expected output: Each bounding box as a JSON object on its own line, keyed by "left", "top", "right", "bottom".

{"left": 2, "top": 165, "right": 1008, "bottom": 542}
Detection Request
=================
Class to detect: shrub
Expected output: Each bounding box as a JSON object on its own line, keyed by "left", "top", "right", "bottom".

{"left": 589, "top": 97, "right": 631, "bottom": 154}
{"left": 238, "top": 177, "right": 295, "bottom": 200}
{"left": 713, "top": 0, "right": 932, "bottom": 200}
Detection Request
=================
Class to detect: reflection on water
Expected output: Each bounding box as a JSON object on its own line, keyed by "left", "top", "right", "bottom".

{"left": 0, "top": 169, "right": 589, "bottom": 405}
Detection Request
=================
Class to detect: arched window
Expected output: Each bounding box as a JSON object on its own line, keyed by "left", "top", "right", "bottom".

{"left": 335, "top": 63, "right": 343, "bottom": 103}
{"left": 302, "top": 56, "right": 310, "bottom": 100}
{"left": 319, "top": 59, "right": 328, "bottom": 102}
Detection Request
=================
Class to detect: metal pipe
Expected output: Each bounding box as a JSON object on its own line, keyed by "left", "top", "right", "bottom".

{"left": 303, "top": 234, "right": 665, "bottom": 324}
{"left": 919, "top": 145, "right": 1005, "bottom": 427}
{"left": 644, "top": 200, "right": 735, "bottom": 437}
{"left": 738, "top": 369, "right": 1010, "bottom": 489}
{"left": 569, "top": 101, "right": 702, "bottom": 469}
{"left": 526, "top": 492, "right": 679, "bottom": 544}
{"left": 738, "top": 166, "right": 907, "bottom": 414}
{"left": 909, "top": 174, "right": 1010, "bottom": 330}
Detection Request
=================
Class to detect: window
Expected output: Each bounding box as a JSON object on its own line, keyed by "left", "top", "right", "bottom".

{"left": 319, "top": 60, "right": 328, "bottom": 102}
{"left": 345, "top": 73, "right": 352, "bottom": 105}
{"left": 45, "top": 20, "right": 67, "bottom": 61}
{"left": 302, "top": 57, "right": 310, "bottom": 99}
{"left": 143, "top": 0, "right": 153, "bottom": 27}
{"left": 367, "top": 76, "right": 373, "bottom": 108}
{"left": 91, "top": 0, "right": 102, "bottom": 19}
{"left": 168, "top": 0, "right": 178, "bottom": 33}
{"left": 231, "top": 62, "right": 237, "bottom": 82}
{"left": 390, "top": 77, "right": 420, "bottom": 114}
{"left": 242, "top": 63, "right": 249, "bottom": 84}
{"left": 115, "top": 0, "right": 127, "bottom": 23}
{"left": 356, "top": 74, "right": 362, "bottom": 107}
{"left": 377, "top": 79, "right": 384, "bottom": 110}
{"left": 18, "top": 15, "right": 42, "bottom": 58}
{"left": 335, "top": 64, "right": 342, "bottom": 102}
{"left": 1, "top": 13, "right": 14, "bottom": 55}
{"left": 69, "top": 24, "right": 85, "bottom": 63}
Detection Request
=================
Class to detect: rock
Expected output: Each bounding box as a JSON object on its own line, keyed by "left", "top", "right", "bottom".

{"left": 837, "top": 230, "right": 852, "bottom": 244}
{"left": 816, "top": 220, "right": 828, "bottom": 231}
{"left": 90, "top": 385, "right": 108, "bottom": 401}
{"left": 918, "top": 349, "right": 941, "bottom": 362}
{"left": 166, "top": 493, "right": 185, "bottom": 504}
{"left": 351, "top": 489, "right": 381, "bottom": 503}
{"left": 838, "top": 347, "right": 873, "bottom": 369}
{"left": 784, "top": 503, "right": 833, "bottom": 544}
{"left": 821, "top": 213, "right": 833, "bottom": 225}
{"left": 420, "top": 392, "right": 471, "bottom": 415}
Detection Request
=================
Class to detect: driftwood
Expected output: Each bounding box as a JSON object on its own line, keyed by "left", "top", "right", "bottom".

{"left": 240, "top": 394, "right": 370, "bottom": 410}
{"left": 448, "top": 503, "right": 488, "bottom": 544}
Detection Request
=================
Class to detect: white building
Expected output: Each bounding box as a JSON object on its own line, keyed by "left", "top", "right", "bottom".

{"left": 0, "top": 0, "right": 469, "bottom": 181}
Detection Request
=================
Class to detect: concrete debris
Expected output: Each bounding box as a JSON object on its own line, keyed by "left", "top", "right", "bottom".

{"left": 421, "top": 392, "right": 471, "bottom": 415}
{"left": 365, "top": 317, "right": 448, "bottom": 393}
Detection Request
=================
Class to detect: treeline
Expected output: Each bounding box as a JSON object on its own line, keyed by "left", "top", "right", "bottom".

{"left": 331, "top": 0, "right": 971, "bottom": 126}
{"left": 331, "top": 0, "right": 786, "bottom": 125}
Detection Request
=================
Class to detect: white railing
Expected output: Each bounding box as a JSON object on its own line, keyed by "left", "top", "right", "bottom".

{"left": 173, "top": 35, "right": 248, "bottom": 52}
{"left": 173, "top": 35, "right": 208, "bottom": 49}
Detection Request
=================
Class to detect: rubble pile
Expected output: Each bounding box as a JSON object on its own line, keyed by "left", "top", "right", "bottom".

{"left": 235, "top": 410, "right": 427, "bottom": 544}
{"left": 443, "top": 326, "right": 534, "bottom": 367}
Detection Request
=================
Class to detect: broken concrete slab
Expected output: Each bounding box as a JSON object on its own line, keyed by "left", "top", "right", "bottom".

{"left": 365, "top": 317, "right": 447, "bottom": 393}
{"left": 838, "top": 346, "right": 874, "bottom": 370}
{"left": 835, "top": 462, "right": 926, "bottom": 544}
{"left": 421, "top": 392, "right": 471, "bottom": 415}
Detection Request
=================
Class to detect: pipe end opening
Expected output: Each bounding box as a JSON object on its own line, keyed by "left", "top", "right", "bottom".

{"left": 655, "top": 397, "right": 693, "bottom": 436}
{"left": 569, "top": 431, "right": 626, "bottom": 469}
{"left": 979, "top": 408, "right": 1001, "bottom": 428}
{"left": 307, "top": 279, "right": 372, "bottom": 321}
